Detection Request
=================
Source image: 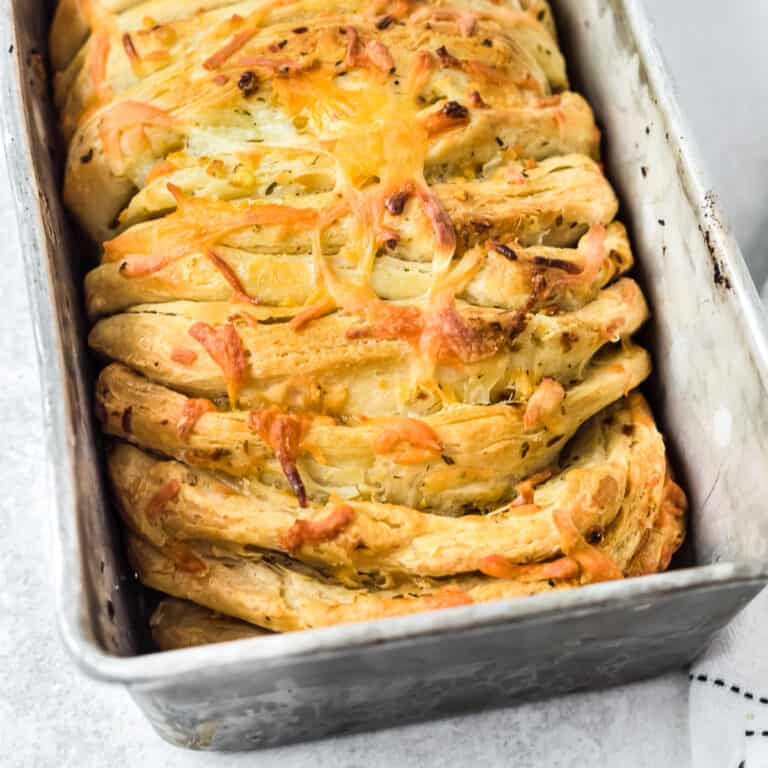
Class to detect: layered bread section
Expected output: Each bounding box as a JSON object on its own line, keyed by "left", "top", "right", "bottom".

{"left": 52, "top": 0, "right": 686, "bottom": 645}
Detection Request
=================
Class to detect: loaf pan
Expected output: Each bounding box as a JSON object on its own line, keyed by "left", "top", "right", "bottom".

{"left": 2, "top": 0, "right": 767, "bottom": 750}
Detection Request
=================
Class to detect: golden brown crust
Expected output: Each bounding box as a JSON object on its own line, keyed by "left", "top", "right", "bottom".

{"left": 127, "top": 532, "right": 540, "bottom": 632}
{"left": 55, "top": 1, "right": 577, "bottom": 241}
{"left": 85, "top": 219, "right": 631, "bottom": 318}
{"left": 150, "top": 597, "right": 269, "bottom": 649}
{"left": 98, "top": 342, "right": 650, "bottom": 513}
{"left": 54, "top": 0, "right": 686, "bottom": 641}
{"left": 90, "top": 279, "right": 648, "bottom": 417}
{"left": 109, "top": 390, "right": 663, "bottom": 583}
{"left": 120, "top": 394, "right": 682, "bottom": 632}
{"left": 626, "top": 465, "right": 687, "bottom": 576}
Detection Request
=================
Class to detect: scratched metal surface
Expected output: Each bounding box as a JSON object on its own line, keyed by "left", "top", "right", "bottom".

{"left": 554, "top": 0, "right": 768, "bottom": 568}
{"left": 2, "top": 0, "right": 767, "bottom": 752}
{"left": 129, "top": 574, "right": 763, "bottom": 749}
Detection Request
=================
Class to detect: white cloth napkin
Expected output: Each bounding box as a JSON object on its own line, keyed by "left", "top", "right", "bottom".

{"left": 689, "top": 575, "right": 768, "bottom": 767}
{"left": 689, "top": 289, "right": 768, "bottom": 768}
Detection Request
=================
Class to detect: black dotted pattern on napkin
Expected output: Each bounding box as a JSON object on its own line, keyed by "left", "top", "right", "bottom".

{"left": 690, "top": 673, "right": 768, "bottom": 738}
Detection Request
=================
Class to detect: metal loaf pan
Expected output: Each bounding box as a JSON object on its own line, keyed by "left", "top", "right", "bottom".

{"left": 3, "top": 0, "right": 768, "bottom": 751}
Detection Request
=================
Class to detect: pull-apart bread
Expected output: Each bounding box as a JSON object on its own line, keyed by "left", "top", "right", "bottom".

{"left": 52, "top": 0, "right": 686, "bottom": 645}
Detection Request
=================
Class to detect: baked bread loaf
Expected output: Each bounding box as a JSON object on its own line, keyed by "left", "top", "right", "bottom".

{"left": 52, "top": 0, "right": 686, "bottom": 646}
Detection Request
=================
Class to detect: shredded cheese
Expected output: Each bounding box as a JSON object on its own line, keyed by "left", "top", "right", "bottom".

{"left": 188, "top": 322, "right": 247, "bottom": 407}
{"left": 98, "top": 100, "right": 177, "bottom": 170}
{"left": 372, "top": 417, "right": 443, "bottom": 464}
{"left": 478, "top": 554, "right": 580, "bottom": 582}
{"left": 177, "top": 398, "right": 216, "bottom": 440}
{"left": 144, "top": 158, "right": 176, "bottom": 184}
{"left": 105, "top": 184, "right": 320, "bottom": 276}
{"left": 511, "top": 469, "right": 554, "bottom": 507}
{"left": 289, "top": 297, "right": 336, "bottom": 331}
{"left": 203, "top": 0, "right": 299, "bottom": 70}
{"left": 90, "top": 31, "right": 113, "bottom": 105}
{"left": 206, "top": 249, "right": 259, "bottom": 306}
{"left": 170, "top": 347, "right": 198, "bottom": 365}
{"left": 145, "top": 479, "right": 181, "bottom": 521}
{"left": 163, "top": 540, "right": 209, "bottom": 575}
{"left": 523, "top": 378, "right": 565, "bottom": 432}
{"left": 280, "top": 504, "right": 355, "bottom": 551}
{"left": 122, "top": 32, "right": 140, "bottom": 69}
{"left": 552, "top": 507, "right": 624, "bottom": 583}
{"left": 247, "top": 408, "right": 310, "bottom": 506}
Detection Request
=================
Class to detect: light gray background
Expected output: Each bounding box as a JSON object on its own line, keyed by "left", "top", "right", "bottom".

{"left": 1, "top": 2, "right": 766, "bottom": 766}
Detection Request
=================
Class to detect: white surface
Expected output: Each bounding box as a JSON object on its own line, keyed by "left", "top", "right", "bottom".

{"left": 643, "top": 0, "right": 768, "bottom": 285}
{"left": 1, "top": 1, "right": 766, "bottom": 765}
{"left": 690, "top": 586, "right": 768, "bottom": 768}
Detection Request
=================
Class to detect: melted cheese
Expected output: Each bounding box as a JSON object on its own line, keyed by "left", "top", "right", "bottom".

{"left": 188, "top": 321, "right": 247, "bottom": 406}
{"left": 247, "top": 408, "right": 311, "bottom": 506}
{"left": 145, "top": 479, "right": 181, "bottom": 521}
{"left": 98, "top": 99, "right": 178, "bottom": 169}
{"left": 372, "top": 416, "right": 443, "bottom": 464}
{"left": 280, "top": 504, "right": 355, "bottom": 551}
{"left": 177, "top": 398, "right": 216, "bottom": 439}
{"left": 104, "top": 185, "right": 322, "bottom": 274}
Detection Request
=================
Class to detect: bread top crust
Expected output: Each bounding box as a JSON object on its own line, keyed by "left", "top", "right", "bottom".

{"left": 52, "top": 0, "right": 685, "bottom": 640}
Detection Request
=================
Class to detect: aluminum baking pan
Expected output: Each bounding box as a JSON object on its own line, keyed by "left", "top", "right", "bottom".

{"left": 2, "top": 0, "right": 767, "bottom": 751}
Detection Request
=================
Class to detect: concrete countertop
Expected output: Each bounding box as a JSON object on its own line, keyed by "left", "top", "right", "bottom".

{"left": 2, "top": 2, "right": 765, "bottom": 765}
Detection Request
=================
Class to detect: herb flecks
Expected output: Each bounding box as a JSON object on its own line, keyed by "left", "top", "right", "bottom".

{"left": 237, "top": 70, "right": 258, "bottom": 97}
{"left": 492, "top": 242, "right": 517, "bottom": 261}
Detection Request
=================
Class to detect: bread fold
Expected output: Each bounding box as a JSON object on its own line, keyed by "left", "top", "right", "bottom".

{"left": 108, "top": 92, "right": 597, "bottom": 234}
{"left": 98, "top": 342, "right": 650, "bottom": 511}
{"left": 91, "top": 278, "right": 647, "bottom": 417}
{"left": 109, "top": 389, "right": 661, "bottom": 580}
{"left": 86, "top": 218, "right": 631, "bottom": 318}
{"left": 118, "top": 394, "right": 685, "bottom": 632}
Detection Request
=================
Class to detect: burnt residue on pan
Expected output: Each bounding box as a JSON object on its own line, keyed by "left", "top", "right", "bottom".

{"left": 701, "top": 192, "right": 733, "bottom": 292}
